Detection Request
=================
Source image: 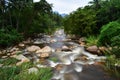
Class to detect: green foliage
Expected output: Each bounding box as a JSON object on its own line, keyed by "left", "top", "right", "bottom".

{"left": 98, "top": 21, "right": 120, "bottom": 46}
{"left": 0, "top": 28, "right": 23, "bottom": 47}
{"left": 105, "top": 55, "right": 120, "bottom": 78}
{"left": 96, "top": 0, "right": 120, "bottom": 28}
{"left": 0, "top": 62, "right": 53, "bottom": 80}
{"left": 64, "top": 6, "right": 97, "bottom": 36}
{"left": 0, "top": 58, "right": 18, "bottom": 66}
{"left": 86, "top": 36, "right": 98, "bottom": 46}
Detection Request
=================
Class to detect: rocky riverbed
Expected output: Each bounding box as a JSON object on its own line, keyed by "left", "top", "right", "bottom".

{"left": 0, "top": 29, "right": 117, "bottom": 80}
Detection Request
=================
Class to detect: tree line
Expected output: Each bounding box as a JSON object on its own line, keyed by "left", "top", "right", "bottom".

{"left": 0, "top": 0, "right": 63, "bottom": 47}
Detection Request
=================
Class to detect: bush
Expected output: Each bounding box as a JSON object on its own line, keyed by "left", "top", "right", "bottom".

{"left": 98, "top": 21, "right": 120, "bottom": 46}
{"left": 86, "top": 36, "right": 98, "bottom": 46}
{"left": 0, "top": 28, "right": 23, "bottom": 47}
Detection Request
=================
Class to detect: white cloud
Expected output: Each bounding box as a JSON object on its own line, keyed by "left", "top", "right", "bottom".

{"left": 34, "top": 0, "right": 92, "bottom": 14}
{"left": 47, "top": 0, "right": 92, "bottom": 14}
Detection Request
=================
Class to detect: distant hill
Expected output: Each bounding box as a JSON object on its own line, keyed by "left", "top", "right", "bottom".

{"left": 60, "top": 13, "right": 68, "bottom": 17}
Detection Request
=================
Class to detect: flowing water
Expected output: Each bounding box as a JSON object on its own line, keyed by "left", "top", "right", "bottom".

{"left": 42, "top": 29, "right": 109, "bottom": 80}
{"left": 31, "top": 29, "right": 115, "bottom": 80}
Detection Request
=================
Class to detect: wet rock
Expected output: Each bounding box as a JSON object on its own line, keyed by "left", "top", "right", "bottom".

{"left": 28, "top": 67, "right": 38, "bottom": 74}
{"left": 36, "top": 46, "right": 52, "bottom": 53}
{"left": 74, "top": 56, "right": 88, "bottom": 61}
{"left": 11, "top": 51, "right": 22, "bottom": 55}
{"left": 55, "top": 64, "right": 64, "bottom": 71}
{"left": 55, "top": 48, "right": 62, "bottom": 52}
{"left": 39, "top": 52, "right": 49, "bottom": 58}
{"left": 10, "top": 47, "right": 19, "bottom": 52}
{"left": 50, "top": 39, "right": 57, "bottom": 43}
{"left": 62, "top": 46, "right": 69, "bottom": 50}
{"left": 27, "top": 45, "right": 40, "bottom": 52}
{"left": 86, "top": 45, "right": 100, "bottom": 54}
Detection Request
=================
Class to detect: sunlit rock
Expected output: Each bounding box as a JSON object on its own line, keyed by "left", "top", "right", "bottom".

{"left": 13, "top": 54, "right": 30, "bottom": 62}
{"left": 18, "top": 43, "right": 25, "bottom": 47}
{"left": 10, "top": 47, "right": 19, "bottom": 52}
{"left": 36, "top": 46, "right": 52, "bottom": 53}
{"left": 27, "top": 45, "right": 40, "bottom": 52}
{"left": 50, "top": 39, "right": 57, "bottom": 43}
{"left": 39, "top": 52, "right": 49, "bottom": 58}
{"left": 62, "top": 45, "right": 71, "bottom": 51}
{"left": 86, "top": 45, "right": 99, "bottom": 54}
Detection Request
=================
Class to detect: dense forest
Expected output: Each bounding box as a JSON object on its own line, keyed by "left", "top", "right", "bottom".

{"left": 0, "top": 0, "right": 63, "bottom": 47}
{"left": 0, "top": 0, "right": 120, "bottom": 79}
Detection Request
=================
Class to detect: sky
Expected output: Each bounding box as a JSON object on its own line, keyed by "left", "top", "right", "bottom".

{"left": 34, "top": 0, "right": 92, "bottom": 14}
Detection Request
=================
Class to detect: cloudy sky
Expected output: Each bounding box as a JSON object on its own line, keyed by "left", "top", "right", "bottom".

{"left": 34, "top": 0, "right": 92, "bottom": 14}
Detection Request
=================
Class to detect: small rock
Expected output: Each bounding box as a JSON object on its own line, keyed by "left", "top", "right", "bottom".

{"left": 86, "top": 45, "right": 99, "bottom": 54}
{"left": 62, "top": 46, "right": 71, "bottom": 51}
{"left": 27, "top": 45, "right": 40, "bottom": 52}
{"left": 55, "top": 48, "right": 61, "bottom": 52}
{"left": 28, "top": 67, "right": 38, "bottom": 74}
{"left": 2, "top": 56, "right": 7, "bottom": 59}
{"left": 55, "top": 64, "right": 64, "bottom": 71}
{"left": 99, "top": 46, "right": 107, "bottom": 52}
{"left": 79, "top": 42, "right": 85, "bottom": 46}
{"left": 11, "top": 51, "right": 22, "bottom": 55}
{"left": 50, "top": 39, "right": 57, "bottom": 43}
{"left": 40, "top": 52, "right": 49, "bottom": 58}
{"left": 10, "top": 47, "right": 19, "bottom": 52}
{"left": 16, "top": 58, "right": 30, "bottom": 66}
{"left": 0, "top": 64, "right": 3, "bottom": 67}
{"left": 18, "top": 43, "right": 25, "bottom": 47}
{"left": 79, "top": 37, "right": 86, "bottom": 42}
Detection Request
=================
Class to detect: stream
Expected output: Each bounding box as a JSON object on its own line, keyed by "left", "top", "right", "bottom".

{"left": 1, "top": 29, "right": 116, "bottom": 80}
{"left": 33, "top": 29, "right": 113, "bottom": 80}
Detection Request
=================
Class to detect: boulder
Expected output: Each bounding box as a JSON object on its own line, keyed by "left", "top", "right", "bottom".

{"left": 27, "top": 45, "right": 40, "bottom": 52}
{"left": 86, "top": 45, "right": 99, "bottom": 54}
{"left": 13, "top": 54, "right": 30, "bottom": 62}
{"left": 36, "top": 46, "right": 52, "bottom": 53}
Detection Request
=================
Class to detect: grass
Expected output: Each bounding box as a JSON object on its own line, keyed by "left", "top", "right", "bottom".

{"left": 0, "top": 61, "right": 53, "bottom": 80}
{"left": 0, "top": 57, "right": 19, "bottom": 66}
{"left": 49, "top": 57, "right": 58, "bottom": 62}
{"left": 86, "top": 36, "right": 98, "bottom": 46}
{"left": 105, "top": 55, "right": 120, "bottom": 78}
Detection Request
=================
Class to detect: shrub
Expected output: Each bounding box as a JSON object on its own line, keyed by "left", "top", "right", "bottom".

{"left": 0, "top": 28, "right": 23, "bottom": 47}
{"left": 105, "top": 55, "right": 120, "bottom": 78}
{"left": 86, "top": 36, "right": 98, "bottom": 46}
{"left": 110, "top": 35, "right": 120, "bottom": 58}
{"left": 98, "top": 21, "right": 120, "bottom": 46}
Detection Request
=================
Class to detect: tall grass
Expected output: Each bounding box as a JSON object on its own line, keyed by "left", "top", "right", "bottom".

{"left": 86, "top": 36, "right": 98, "bottom": 46}
{"left": 0, "top": 62, "right": 53, "bottom": 80}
